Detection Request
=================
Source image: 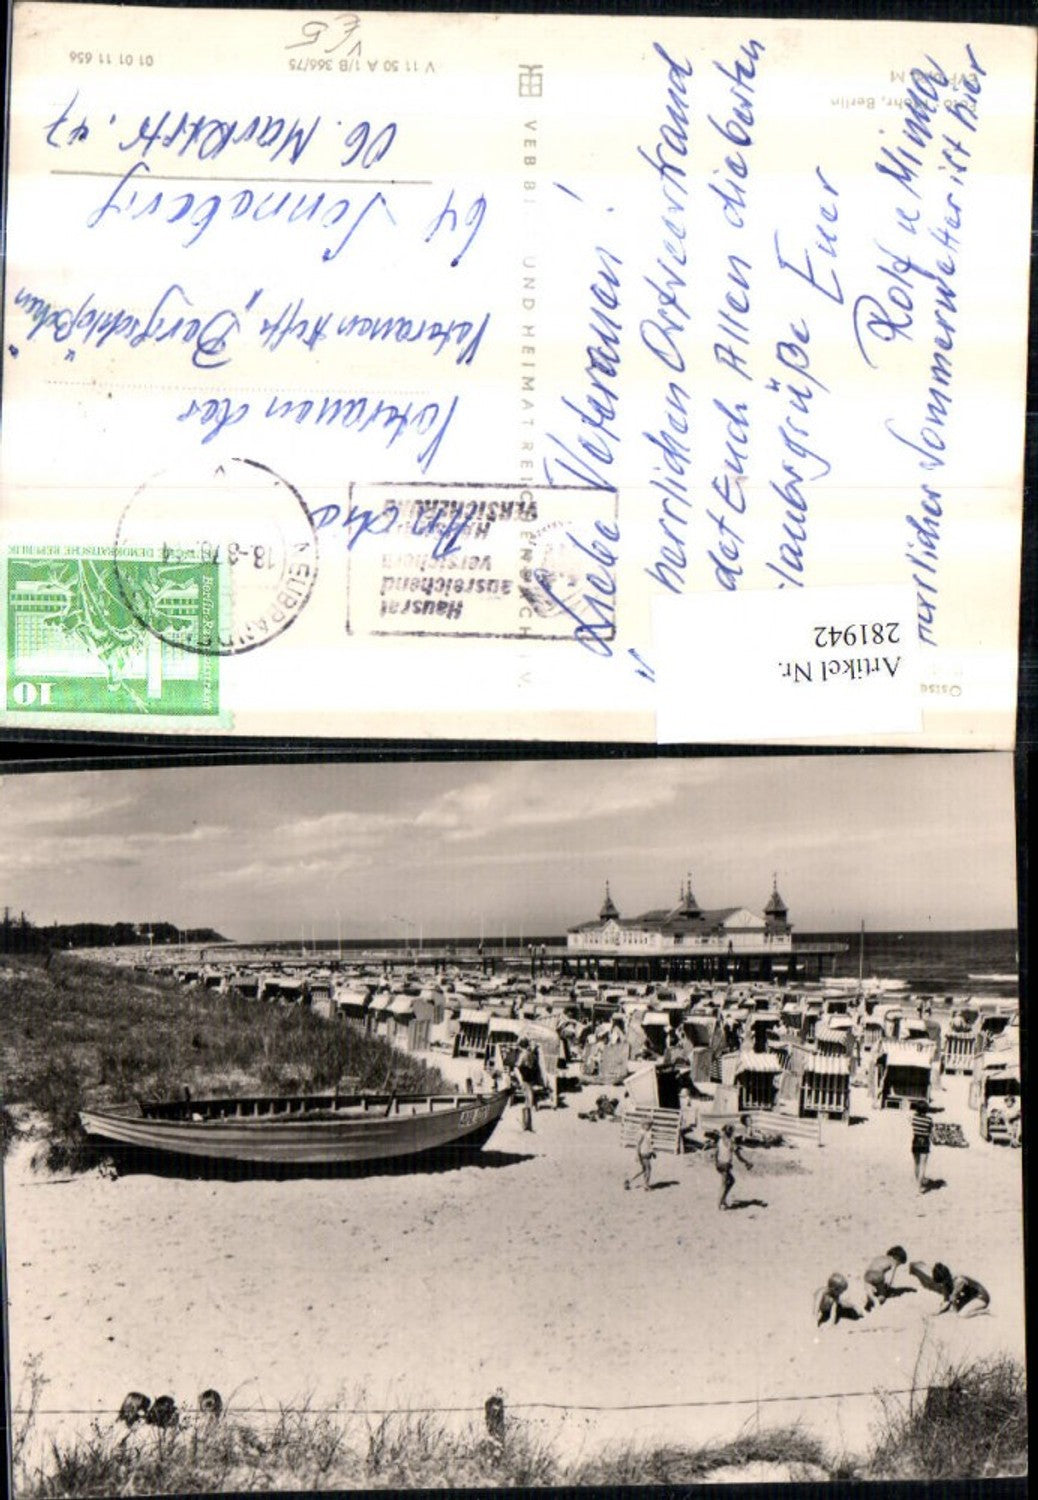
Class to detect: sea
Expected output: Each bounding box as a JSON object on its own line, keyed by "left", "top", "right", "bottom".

{"left": 796, "top": 928, "right": 1019, "bottom": 1000}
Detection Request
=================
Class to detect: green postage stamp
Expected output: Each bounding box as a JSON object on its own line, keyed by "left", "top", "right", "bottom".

{"left": 5, "top": 547, "right": 221, "bottom": 717}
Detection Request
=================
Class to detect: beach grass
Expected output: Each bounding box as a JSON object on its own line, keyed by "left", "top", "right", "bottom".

{"left": 11, "top": 1355, "right": 1026, "bottom": 1492}
{"left": 865, "top": 1351, "right": 1028, "bottom": 1479}
{"left": 0, "top": 954, "right": 447, "bottom": 1169}
{"left": 568, "top": 1422, "right": 836, "bottom": 1484}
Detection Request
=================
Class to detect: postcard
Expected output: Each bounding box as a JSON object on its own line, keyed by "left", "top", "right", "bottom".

{"left": 1, "top": 752, "right": 1025, "bottom": 1490}
{"left": 1, "top": 7, "right": 1034, "bottom": 742}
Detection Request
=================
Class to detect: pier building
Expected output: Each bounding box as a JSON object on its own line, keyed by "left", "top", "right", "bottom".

{"left": 564, "top": 877, "right": 844, "bottom": 982}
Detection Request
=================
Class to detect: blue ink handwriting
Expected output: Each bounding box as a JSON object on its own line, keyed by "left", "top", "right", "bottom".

{"left": 116, "top": 106, "right": 323, "bottom": 166}
{"left": 177, "top": 388, "right": 458, "bottom": 474}
{"left": 86, "top": 160, "right": 399, "bottom": 260}
{"left": 257, "top": 297, "right": 489, "bottom": 366}
{"left": 905, "top": 483, "right": 943, "bottom": 646}
{"left": 12, "top": 280, "right": 253, "bottom": 369}
{"left": 639, "top": 42, "right": 694, "bottom": 597}
{"left": 544, "top": 244, "right": 623, "bottom": 488}
{"left": 424, "top": 189, "right": 488, "bottom": 268}
{"left": 534, "top": 517, "right": 620, "bottom": 659}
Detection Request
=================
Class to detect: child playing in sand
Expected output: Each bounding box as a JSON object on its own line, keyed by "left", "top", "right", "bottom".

{"left": 909, "top": 1259, "right": 947, "bottom": 1295}
{"left": 813, "top": 1273, "right": 862, "bottom": 1325}
{"left": 715, "top": 1122, "right": 752, "bottom": 1210}
{"left": 932, "top": 1264, "right": 991, "bottom": 1316}
{"left": 625, "top": 1122, "right": 655, "bottom": 1190}
{"left": 863, "top": 1245, "right": 908, "bottom": 1309}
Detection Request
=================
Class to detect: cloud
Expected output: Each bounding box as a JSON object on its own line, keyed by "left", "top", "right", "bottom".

{"left": 1, "top": 773, "right": 137, "bottom": 829}
{"left": 275, "top": 809, "right": 405, "bottom": 843}
{"left": 414, "top": 759, "right": 712, "bottom": 841}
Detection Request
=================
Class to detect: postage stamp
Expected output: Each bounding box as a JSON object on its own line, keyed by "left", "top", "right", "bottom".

{"left": 5, "top": 547, "right": 221, "bottom": 716}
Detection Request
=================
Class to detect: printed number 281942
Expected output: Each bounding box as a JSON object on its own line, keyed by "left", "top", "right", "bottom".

{"left": 813, "top": 622, "right": 900, "bottom": 649}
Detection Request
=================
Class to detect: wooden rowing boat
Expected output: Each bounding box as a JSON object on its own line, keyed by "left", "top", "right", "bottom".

{"left": 80, "top": 1088, "right": 510, "bottom": 1165}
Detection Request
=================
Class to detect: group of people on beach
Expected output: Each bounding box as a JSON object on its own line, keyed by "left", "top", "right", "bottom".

{"left": 814, "top": 1245, "right": 990, "bottom": 1326}
{"left": 625, "top": 1117, "right": 755, "bottom": 1210}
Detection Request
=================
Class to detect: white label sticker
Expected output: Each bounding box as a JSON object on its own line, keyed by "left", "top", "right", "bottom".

{"left": 654, "top": 585, "right": 921, "bottom": 743}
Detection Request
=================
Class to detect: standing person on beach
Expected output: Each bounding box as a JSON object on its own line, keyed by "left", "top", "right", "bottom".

{"left": 514, "top": 1039, "right": 537, "bottom": 1131}
{"left": 910, "top": 1101, "right": 935, "bottom": 1191}
{"left": 715, "top": 1122, "right": 752, "bottom": 1210}
{"left": 625, "top": 1122, "right": 655, "bottom": 1190}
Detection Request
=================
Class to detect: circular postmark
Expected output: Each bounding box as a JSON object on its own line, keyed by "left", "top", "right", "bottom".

{"left": 113, "top": 456, "right": 318, "bottom": 657}
{"left": 520, "top": 519, "right": 586, "bottom": 624}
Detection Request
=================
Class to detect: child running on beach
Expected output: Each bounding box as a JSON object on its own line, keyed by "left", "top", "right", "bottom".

{"left": 625, "top": 1122, "right": 655, "bottom": 1190}
{"left": 715, "top": 1122, "right": 752, "bottom": 1210}
{"left": 932, "top": 1265, "right": 991, "bottom": 1316}
{"left": 863, "top": 1245, "right": 908, "bottom": 1309}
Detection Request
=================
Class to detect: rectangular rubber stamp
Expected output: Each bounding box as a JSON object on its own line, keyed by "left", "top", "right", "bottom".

{"left": 5, "top": 548, "right": 221, "bottom": 716}
{"left": 339, "top": 483, "right": 620, "bottom": 643}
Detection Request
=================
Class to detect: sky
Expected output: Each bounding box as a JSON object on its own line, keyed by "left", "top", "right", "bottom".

{"left": 1, "top": 753, "right": 1019, "bottom": 940}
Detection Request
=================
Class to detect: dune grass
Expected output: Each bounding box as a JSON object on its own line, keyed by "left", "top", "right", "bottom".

{"left": 0, "top": 954, "right": 447, "bottom": 1170}
{"left": 12, "top": 1399, "right": 823, "bottom": 1494}
{"left": 865, "top": 1351, "right": 1028, "bottom": 1480}
{"left": 10, "top": 1353, "right": 1026, "bottom": 1493}
{"left": 568, "top": 1423, "right": 836, "bottom": 1484}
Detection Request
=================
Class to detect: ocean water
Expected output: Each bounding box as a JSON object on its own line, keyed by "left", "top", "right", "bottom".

{"left": 798, "top": 928, "right": 1019, "bottom": 998}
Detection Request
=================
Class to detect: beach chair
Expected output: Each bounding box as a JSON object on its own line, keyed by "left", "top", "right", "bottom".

{"left": 620, "top": 1105, "right": 681, "bottom": 1154}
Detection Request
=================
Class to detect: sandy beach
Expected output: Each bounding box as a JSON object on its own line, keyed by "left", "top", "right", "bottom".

{"left": 5, "top": 1066, "right": 1025, "bottom": 1470}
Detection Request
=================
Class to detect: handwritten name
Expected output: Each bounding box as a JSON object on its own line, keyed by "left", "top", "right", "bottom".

{"left": 310, "top": 493, "right": 540, "bottom": 562}
{"left": 856, "top": 41, "right": 986, "bottom": 644}
{"left": 12, "top": 280, "right": 490, "bottom": 376}
{"left": 12, "top": 281, "right": 246, "bottom": 369}
{"left": 312, "top": 498, "right": 474, "bottom": 561}
{"left": 86, "top": 160, "right": 398, "bottom": 259}
{"left": 84, "top": 160, "right": 485, "bottom": 268}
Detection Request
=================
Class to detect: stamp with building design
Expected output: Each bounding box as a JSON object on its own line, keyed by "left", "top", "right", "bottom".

{"left": 5, "top": 546, "right": 221, "bottom": 717}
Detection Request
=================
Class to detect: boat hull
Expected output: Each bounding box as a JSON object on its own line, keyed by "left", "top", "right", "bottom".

{"left": 80, "top": 1091, "right": 510, "bottom": 1166}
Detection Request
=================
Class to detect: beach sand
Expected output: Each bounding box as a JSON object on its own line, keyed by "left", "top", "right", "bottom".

{"left": 4, "top": 1070, "right": 1025, "bottom": 1471}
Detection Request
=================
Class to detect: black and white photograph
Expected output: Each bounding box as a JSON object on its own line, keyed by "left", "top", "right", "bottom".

{"left": 0, "top": 751, "right": 1025, "bottom": 1490}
